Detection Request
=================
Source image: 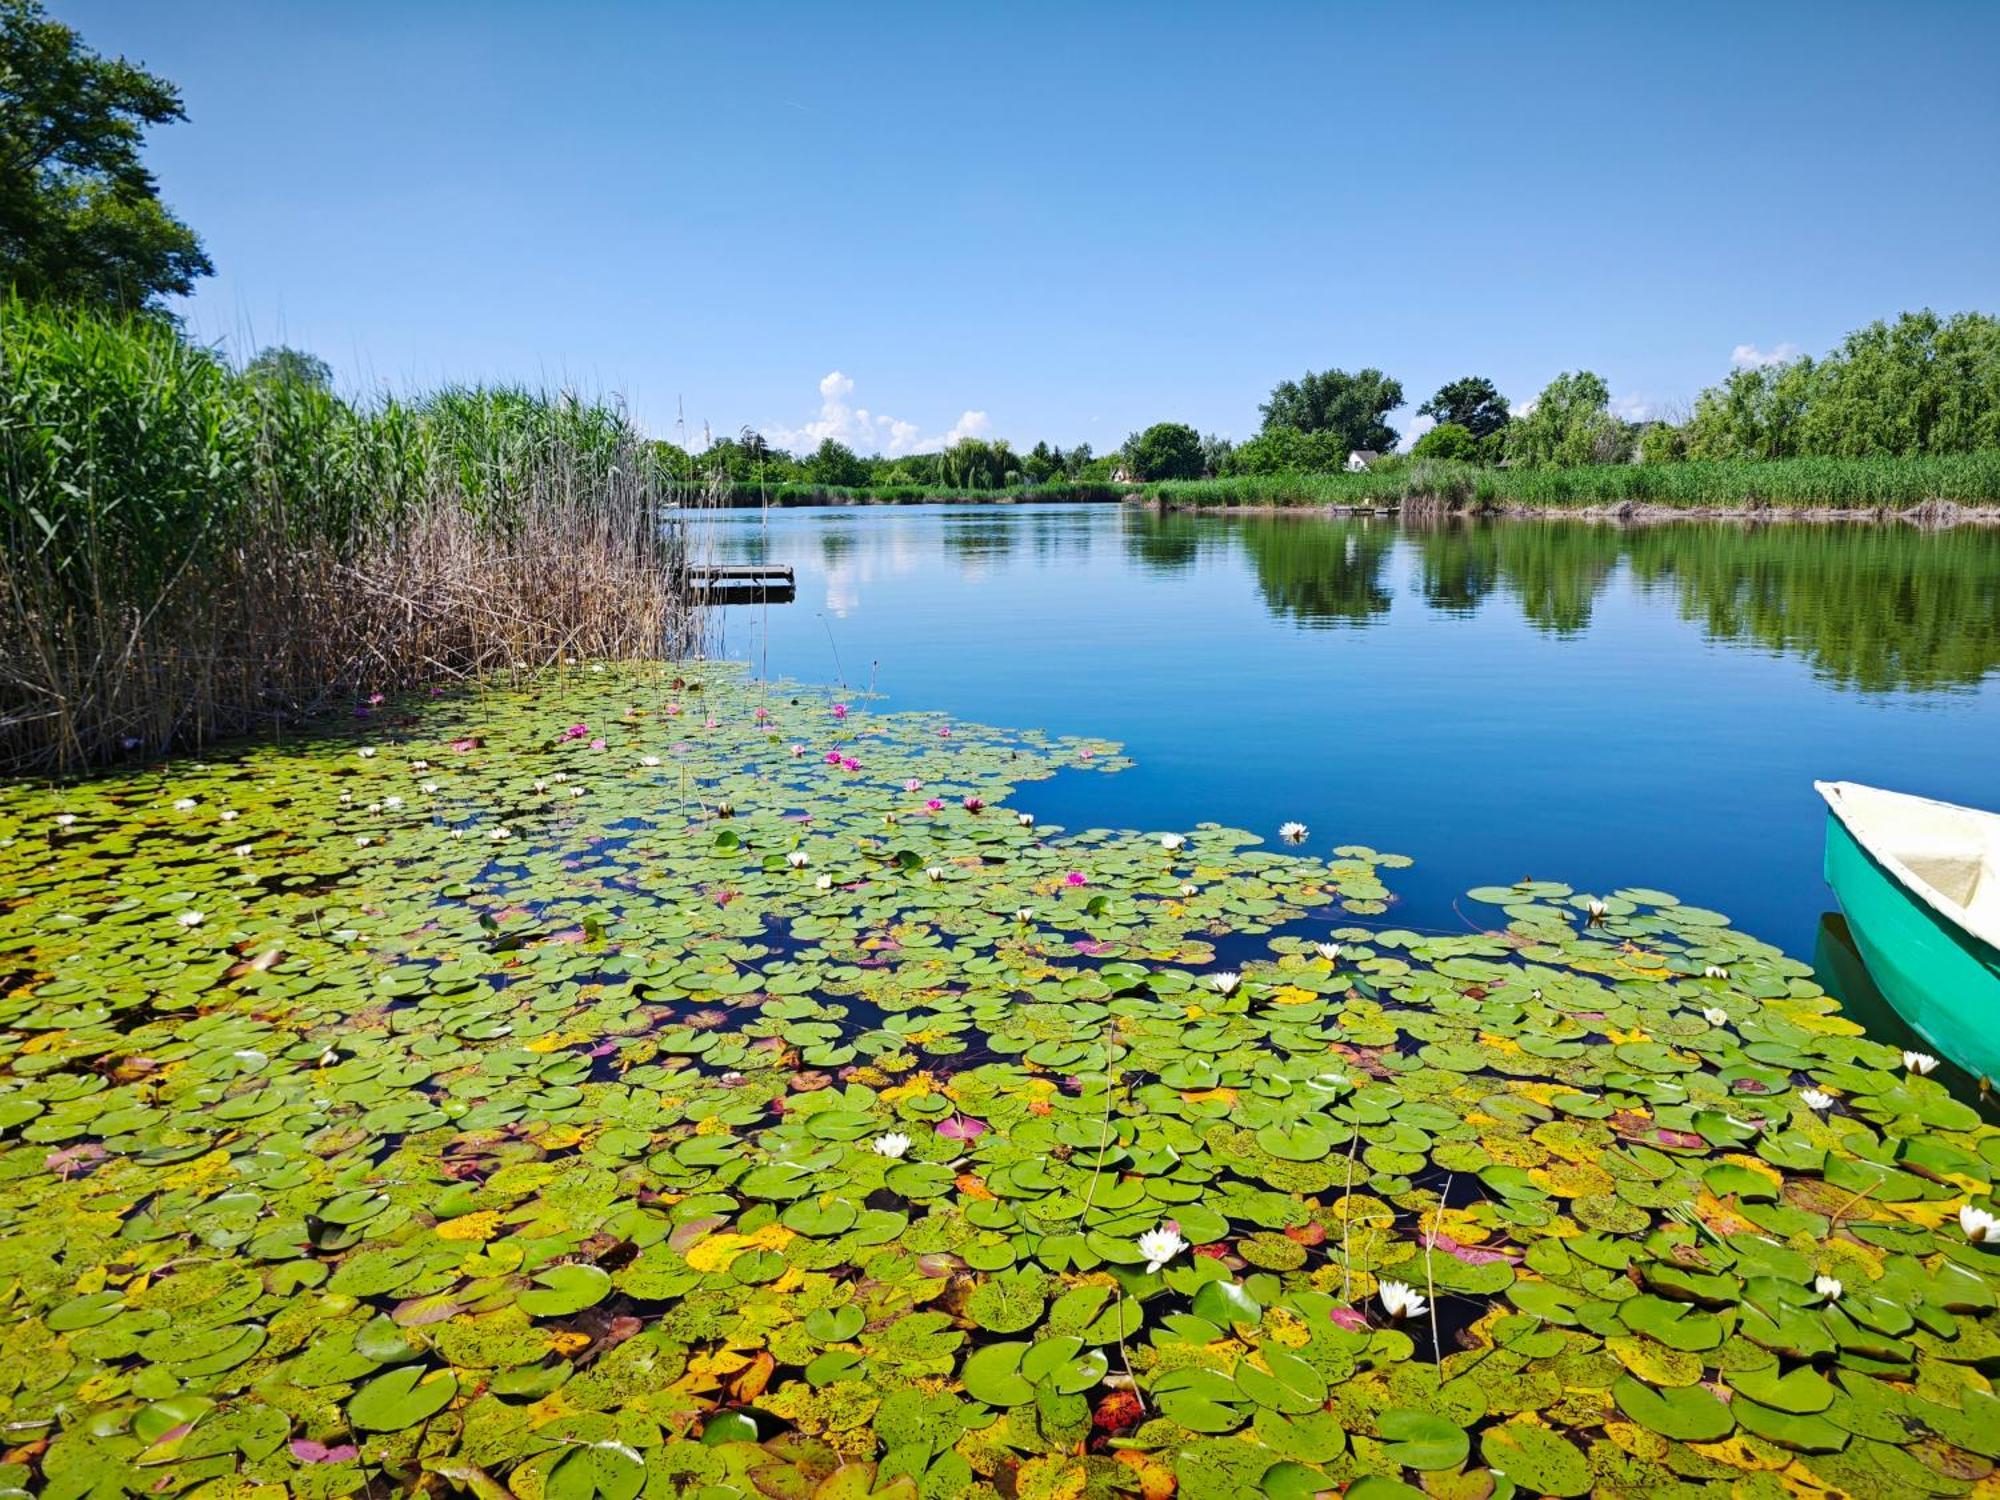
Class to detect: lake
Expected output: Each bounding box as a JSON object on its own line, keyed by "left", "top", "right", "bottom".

{"left": 697, "top": 503, "right": 2000, "bottom": 987}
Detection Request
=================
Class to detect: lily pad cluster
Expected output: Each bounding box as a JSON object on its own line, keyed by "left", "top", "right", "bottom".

{"left": 0, "top": 664, "right": 1995, "bottom": 1499}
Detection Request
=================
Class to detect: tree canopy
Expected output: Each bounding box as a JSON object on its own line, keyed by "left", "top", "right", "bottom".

{"left": 1410, "top": 422, "right": 1481, "bottom": 462}
{"left": 1417, "top": 376, "right": 1511, "bottom": 439}
{"left": 1505, "top": 371, "right": 1626, "bottom": 468}
{"left": 1258, "top": 366, "right": 1402, "bottom": 452}
{"left": 1123, "top": 422, "right": 1204, "bottom": 481}
{"left": 0, "top": 0, "right": 211, "bottom": 308}
{"left": 244, "top": 345, "right": 332, "bottom": 390}
{"left": 1684, "top": 310, "right": 2000, "bottom": 461}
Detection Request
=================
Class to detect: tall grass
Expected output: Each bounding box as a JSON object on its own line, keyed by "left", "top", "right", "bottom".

{"left": 1, "top": 298, "right": 698, "bottom": 772}
{"left": 1147, "top": 452, "right": 2000, "bottom": 510}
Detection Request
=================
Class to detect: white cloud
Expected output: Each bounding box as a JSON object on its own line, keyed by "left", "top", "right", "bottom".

{"left": 1397, "top": 414, "right": 1435, "bottom": 453}
{"left": 764, "top": 371, "right": 994, "bottom": 457}
{"left": 1730, "top": 341, "right": 1801, "bottom": 369}
{"left": 1609, "top": 393, "right": 1658, "bottom": 423}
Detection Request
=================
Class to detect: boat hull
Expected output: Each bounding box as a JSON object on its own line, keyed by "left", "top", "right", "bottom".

{"left": 1823, "top": 811, "right": 2000, "bottom": 1080}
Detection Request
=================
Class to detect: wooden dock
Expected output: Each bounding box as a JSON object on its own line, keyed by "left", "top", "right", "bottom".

{"left": 689, "top": 564, "right": 795, "bottom": 584}
{"left": 688, "top": 563, "right": 795, "bottom": 603}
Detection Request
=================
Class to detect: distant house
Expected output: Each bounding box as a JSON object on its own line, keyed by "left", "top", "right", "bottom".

{"left": 1110, "top": 466, "right": 1136, "bottom": 483}
{"left": 1345, "top": 450, "right": 1381, "bottom": 473}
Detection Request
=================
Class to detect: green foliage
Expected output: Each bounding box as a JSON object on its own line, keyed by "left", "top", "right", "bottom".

{"left": 1416, "top": 376, "right": 1510, "bottom": 440}
{"left": 0, "top": 296, "right": 687, "bottom": 767}
{"left": 242, "top": 345, "right": 332, "bottom": 390}
{"left": 1687, "top": 311, "right": 2000, "bottom": 460}
{"left": 1410, "top": 422, "right": 1480, "bottom": 462}
{"left": 1222, "top": 428, "right": 1358, "bottom": 476}
{"left": 0, "top": 0, "right": 211, "bottom": 307}
{"left": 1258, "top": 366, "right": 1402, "bottom": 451}
{"left": 1637, "top": 421, "right": 1686, "bottom": 463}
{"left": 1505, "top": 371, "right": 1628, "bottom": 468}
{"left": 804, "top": 438, "right": 868, "bottom": 488}
{"left": 1124, "top": 421, "right": 1204, "bottom": 481}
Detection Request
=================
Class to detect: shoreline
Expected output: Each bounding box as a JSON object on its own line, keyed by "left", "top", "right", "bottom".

{"left": 1143, "top": 497, "right": 2000, "bottom": 525}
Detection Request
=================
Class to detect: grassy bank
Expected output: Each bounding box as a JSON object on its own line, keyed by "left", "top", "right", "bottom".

{"left": 1145, "top": 450, "right": 2000, "bottom": 510}
{"left": 1, "top": 298, "right": 696, "bottom": 772}
{"left": 705, "top": 479, "right": 1129, "bottom": 506}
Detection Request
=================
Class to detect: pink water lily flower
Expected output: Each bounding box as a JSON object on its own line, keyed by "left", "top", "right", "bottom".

{"left": 938, "top": 726, "right": 952, "bottom": 737}
{"left": 840, "top": 756, "right": 861, "bottom": 771}
{"left": 826, "top": 752, "right": 843, "bottom": 764}
{"left": 832, "top": 703, "right": 849, "bottom": 719}
{"left": 666, "top": 703, "right": 683, "bottom": 716}
{"left": 925, "top": 798, "right": 944, "bottom": 812}
{"left": 790, "top": 743, "right": 806, "bottom": 757}
{"left": 589, "top": 738, "right": 606, "bottom": 750}
{"left": 1326, "top": 1305, "right": 1369, "bottom": 1332}
{"left": 905, "top": 779, "right": 923, "bottom": 793}
{"left": 562, "top": 723, "right": 590, "bottom": 740}
{"left": 962, "top": 796, "right": 984, "bottom": 813}
{"left": 754, "top": 707, "right": 770, "bottom": 721}
{"left": 1064, "top": 871, "right": 1087, "bottom": 886}
{"left": 937, "top": 1115, "right": 987, "bottom": 1141}
{"left": 368, "top": 692, "right": 385, "bottom": 706}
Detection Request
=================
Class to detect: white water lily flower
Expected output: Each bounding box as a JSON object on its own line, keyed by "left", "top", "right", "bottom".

{"left": 554, "top": 772, "right": 569, "bottom": 783}
{"left": 1378, "top": 1279, "right": 1427, "bottom": 1320}
{"left": 1279, "top": 821, "right": 1308, "bottom": 844}
{"left": 53, "top": 813, "right": 76, "bottom": 828}
{"left": 1961, "top": 1204, "right": 2000, "bottom": 1243}
{"left": 533, "top": 779, "right": 548, "bottom": 793}
{"left": 1017, "top": 812, "right": 1035, "bottom": 827}
{"left": 1705, "top": 965, "right": 1730, "bottom": 980}
{"left": 355, "top": 835, "right": 372, "bottom": 847}
{"left": 172, "top": 797, "right": 196, "bottom": 810}
{"left": 1316, "top": 942, "right": 1342, "bottom": 962}
{"left": 872, "top": 1132, "right": 911, "bottom": 1159}
{"left": 384, "top": 796, "right": 403, "bottom": 809}
{"left": 568, "top": 786, "right": 584, "bottom": 798}
{"left": 1814, "top": 1275, "right": 1843, "bottom": 1300}
{"left": 489, "top": 827, "right": 512, "bottom": 842}
{"left": 640, "top": 755, "right": 661, "bottom": 767}
{"left": 358, "top": 747, "right": 377, "bottom": 758}
{"left": 786, "top": 851, "right": 810, "bottom": 869}
{"left": 176, "top": 910, "right": 205, "bottom": 927}
{"left": 367, "top": 802, "right": 382, "bottom": 813}
{"left": 925, "top": 865, "right": 947, "bottom": 882}
{"left": 1903, "top": 1050, "right": 1939, "bottom": 1075}
{"left": 1160, "top": 833, "right": 1186, "bottom": 852}
{"left": 420, "top": 782, "right": 439, "bottom": 794}
{"left": 716, "top": 799, "right": 734, "bottom": 817}
{"left": 1138, "top": 1225, "right": 1187, "bottom": 1273}
{"left": 339, "top": 791, "right": 352, "bottom": 804}
{"left": 1014, "top": 907, "right": 1034, "bottom": 923}
{"left": 1209, "top": 971, "right": 1241, "bottom": 996}
{"left": 815, "top": 873, "right": 834, "bottom": 891}
{"left": 219, "top": 808, "right": 239, "bottom": 822}
{"left": 451, "top": 828, "right": 465, "bottom": 839}
{"left": 1179, "top": 883, "right": 1199, "bottom": 897}
{"left": 1702, "top": 1006, "right": 1729, "bottom": 1026}
{"left": 1586, "top": 897, "right": 1608, "bottom": 919}
{"left": 410, "top": 760, "right": 429, "bottom": 770}
{"left": 1800, "top": 1088, "right": 1834, "bottom": 1112}
{"left": 233, "top": 844, "right": 252, "bottom": 858}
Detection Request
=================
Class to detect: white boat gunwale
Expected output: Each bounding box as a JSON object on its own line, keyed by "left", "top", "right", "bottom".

{"left": 1815, "top": 779, "right": 2000, "bottom": 952}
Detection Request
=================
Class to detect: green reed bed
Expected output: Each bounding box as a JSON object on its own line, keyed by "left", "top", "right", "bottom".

{"left": 0, "top": 664, "right": 1995, "bottom": 1499}
{"left": 0, "top": 298, "right": 695, "bottom": 773}
{"left": 1148, "top": 452, "right": 2000, "bottom": 511}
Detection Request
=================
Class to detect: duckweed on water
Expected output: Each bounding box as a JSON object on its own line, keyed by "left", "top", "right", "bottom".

{"left": 0, "top": 665, "right": 1996, "bottom": 1499}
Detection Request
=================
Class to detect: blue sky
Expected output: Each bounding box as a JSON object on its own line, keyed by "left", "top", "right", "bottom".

{"left": 61, "top": 0, "right": 2000, "bottom": 454}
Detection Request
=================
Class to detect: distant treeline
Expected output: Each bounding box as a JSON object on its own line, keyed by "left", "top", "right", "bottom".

{"left": 658, "top": 310, "right": 2000, "bottom": 496}
{"left": 1143, "top": 451, "right": 2000, "bottom": 511}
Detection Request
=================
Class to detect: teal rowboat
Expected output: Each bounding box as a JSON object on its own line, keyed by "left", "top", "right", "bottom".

{"left": 1816, "top": 780, "right": 2000, "bottom": 1081}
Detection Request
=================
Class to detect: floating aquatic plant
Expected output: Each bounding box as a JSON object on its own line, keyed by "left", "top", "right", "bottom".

{"left": 0, "top": 663, "right": 1993, "bottom": 1499}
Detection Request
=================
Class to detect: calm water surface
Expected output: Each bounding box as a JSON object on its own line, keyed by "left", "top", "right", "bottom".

{"left": 696, "top": 504, "right": 2000, "bottom": 986}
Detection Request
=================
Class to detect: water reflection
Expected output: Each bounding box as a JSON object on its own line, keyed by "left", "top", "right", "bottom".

{"left": 1109, "top": 511, "right": 2000, "bottom": 689}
